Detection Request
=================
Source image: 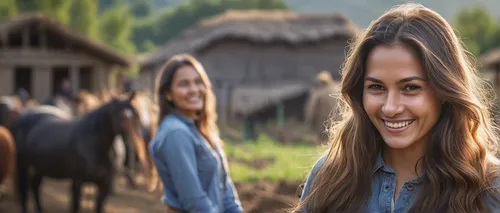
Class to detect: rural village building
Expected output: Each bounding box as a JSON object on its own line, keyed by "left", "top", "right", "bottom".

{"left": 138, "top": 10, "right": 359, "bottom": 124}
{"left": 0, "top": 14, "right": 131, "bottom": 102}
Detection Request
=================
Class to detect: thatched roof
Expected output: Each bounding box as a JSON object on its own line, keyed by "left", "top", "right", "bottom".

{"left": 230, "top": 82, "right": 309, "bottom": 117}
{"left": 139, "top": 10, "right": 359, "bottom": 69}
{"left": 0, "top": 13, "right": 131, "bottom": 67}
{"left": 479, "top": 48, "right": 500, "bottom": 71}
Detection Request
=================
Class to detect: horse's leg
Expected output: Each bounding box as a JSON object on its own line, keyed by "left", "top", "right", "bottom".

{"left": 123, "top": 137, "right": 136, "bottom": 189}
{"left": 71, "top": 180, "right": 83, "bottom": 213}
{"left": 30, "top": 173, "right": 43, "bottom": 213}
{"left": 108, "top": 147, "right": 116, "bottom": 196}
{"left": 16, "top": 160, "right": 29, "bottom": 213}
{"left": 95, "top": 178, "right": 111, "bottom": 213}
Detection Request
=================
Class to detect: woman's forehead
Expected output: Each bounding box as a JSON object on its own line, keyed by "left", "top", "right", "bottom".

{"left": 173, "top": 65, "right": 200, "bottom": 81}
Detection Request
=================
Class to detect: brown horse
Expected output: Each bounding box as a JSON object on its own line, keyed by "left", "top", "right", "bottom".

{"left": 74, "top": 89, "right": 158, "bottom": 192}
{"left": 130, "top": 91, "right": 161, "bottom": 192}
{"left": 0, "top": 126, "right": 15, "bottom": 199}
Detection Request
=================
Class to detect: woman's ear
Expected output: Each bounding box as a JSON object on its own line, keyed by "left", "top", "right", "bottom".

{"left": 164, "top": 92, "right": 172, "bottom": 102}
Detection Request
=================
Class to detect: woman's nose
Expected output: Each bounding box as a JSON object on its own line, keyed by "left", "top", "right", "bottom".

{"left": 381, "top": 92, "right": 404, "bottom": 117}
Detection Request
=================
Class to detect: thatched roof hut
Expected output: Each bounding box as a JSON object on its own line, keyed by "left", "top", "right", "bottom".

{"left": 137, "top": 10, "right": 358, "bottom": 124}
{"left": 138, "top": 9, "right": 358, "bottom": 69}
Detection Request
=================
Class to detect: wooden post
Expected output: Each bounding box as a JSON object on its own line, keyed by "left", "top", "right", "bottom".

{"left": 70, "top": 66, "right": 80, "bottom": 94}
{"left": 244, "top": 117, "right": 257, "bottom": 142}
{"left": 276, "top": 102, "right": 285, "bottom": 128}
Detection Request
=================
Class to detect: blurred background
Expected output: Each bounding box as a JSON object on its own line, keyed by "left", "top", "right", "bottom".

{"left": 1, "top": 0, "right": 500, "bottom": 212}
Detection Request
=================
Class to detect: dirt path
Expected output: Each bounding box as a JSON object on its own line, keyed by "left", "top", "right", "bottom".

{"left": 0, "top": 177, "right": 302, "bottom": 213}
{"left": 0, "top": 177, "right": 166, "bottom": 213}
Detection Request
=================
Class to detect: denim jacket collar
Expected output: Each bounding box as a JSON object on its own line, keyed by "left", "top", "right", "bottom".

{"left": 161, "top": 111, "right": 196, "bottom": 128}
{"left": 372, "top": 152, "right": 425, "bottom": 185}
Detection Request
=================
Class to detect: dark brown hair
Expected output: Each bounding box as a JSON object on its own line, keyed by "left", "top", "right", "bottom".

{"left": 154, "top": 53, "right": 221, "bottom": 147}
{"left": 294, "top": 3, "right": 500, "bottom": 213}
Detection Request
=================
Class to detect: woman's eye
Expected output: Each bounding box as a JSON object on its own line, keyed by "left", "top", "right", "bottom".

{"left": 403, "top": 84, "right": 421, "bottom": 91}
{"left": 367, "top": 84, "right": 385, "bottom": 90}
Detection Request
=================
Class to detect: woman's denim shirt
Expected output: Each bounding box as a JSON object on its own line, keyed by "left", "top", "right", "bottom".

{"left": 298, "top": 154, "right": 500, "bottom": 213}
{"left": 149, "top": 112, "right": 243, "bottom": 213}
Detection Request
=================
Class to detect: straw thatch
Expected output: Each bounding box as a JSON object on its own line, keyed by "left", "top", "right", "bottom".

{"left": 0, "top": 13, "right": 131, "bottom": 67}
{"left": 139, "top": 10, "right": 359, "bottom": 69}
{"left": 230, "top": 82, "right": 309, "bottom": 117}
{"left": 479, "top": 48, "right": 500, "bottom": 71}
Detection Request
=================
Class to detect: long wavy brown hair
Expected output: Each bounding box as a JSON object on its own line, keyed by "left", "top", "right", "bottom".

{"left": 294, "top": 3, "right": 500, "bottom": 213}
{"left": 154, "top": 53, "right": 221, "bottom": 148}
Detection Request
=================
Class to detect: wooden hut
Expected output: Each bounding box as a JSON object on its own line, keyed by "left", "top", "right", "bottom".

{"left": 0, "top": 14, "right": 131, "bottom": 102}
{"left": 138, "top": 10, "right": 359, "bottom": 124}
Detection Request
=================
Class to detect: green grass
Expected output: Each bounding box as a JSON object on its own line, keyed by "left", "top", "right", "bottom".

{"left": 224, "top": 134, "right": 325, "bottom": 182}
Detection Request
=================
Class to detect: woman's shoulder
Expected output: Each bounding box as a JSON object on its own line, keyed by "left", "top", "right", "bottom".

{"left": 312, "top": 154, "right": 328, "bottom": 173}
{"left": 150, "top": 115, "right": 195, "bottom": 151}
{"left": 300, "top": 154, "right": 328, "bottom": 198}
{"left": 158, "top": 114, "right": 192, "bottom": 134}
{"left": 484, "top": 155, "right": 500, "bottom": 209}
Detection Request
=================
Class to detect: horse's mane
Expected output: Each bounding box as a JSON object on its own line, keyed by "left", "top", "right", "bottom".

{"left": 23, "top": 105, "right": 72, "bottom": 120}
{"left": 0, "top": 96, "right": 22, "bottom": 111}
{"left": 76, "top": 99, "right": 115, "bottom": 132}
{"left": 131, "top": 91, "right": 154, "bottom": 128}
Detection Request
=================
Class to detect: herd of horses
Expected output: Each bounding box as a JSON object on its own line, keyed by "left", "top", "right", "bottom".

{"left": 0, "top": 89, "right": 162, "bottom": 213}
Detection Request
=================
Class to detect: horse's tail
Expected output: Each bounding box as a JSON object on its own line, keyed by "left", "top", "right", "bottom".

{"left": 146, "top": 123, "right": 163, "bottom": 193}
{"left": 146, "top": 158, "right": 162, "bottom": 193}
{"left": 9, "top": 117, "right": 30, "bottom": 205}
{"left": 0, "top": 126, "right": 15, "bottom": 184}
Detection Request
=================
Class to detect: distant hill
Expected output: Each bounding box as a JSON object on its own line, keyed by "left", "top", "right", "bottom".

{"left": 285, "top": 0, "right": 500, "bottom": 27}
{"left": 149, "top": 0, "right": 500, "bottom": 28}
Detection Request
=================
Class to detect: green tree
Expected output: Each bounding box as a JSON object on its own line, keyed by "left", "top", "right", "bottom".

{"left": 98, "top": 0, "right": 123, "bottom": 13}
{"left": 39, "top": 0, "right": 73, "bottom": 24}
{"left": 132, "top": 0, "right": 288, "bottom": 52}
{"left": 69, "top": 0, "right": 99, "bottom": 39}
{"left": 0, "top": 0, "right": 17, "bottom": 19}
{"left": 131, "top": 0, "right": 153, "bottom": 18}
{"left": 454, "top": 6, "right": 500, "bottom": 56}
{"left": 99, "top": 4, "right": 136, "bottom": 53}
{"left": 14, "top": 0, "right": 72, "bottom": 23}
{"left": 15, "top": 0, "right": 38, "bottom": 12}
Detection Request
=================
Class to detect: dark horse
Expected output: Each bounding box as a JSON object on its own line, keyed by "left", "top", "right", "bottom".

{"left": 11, "top": 92, "right": 148, "bottom": 213}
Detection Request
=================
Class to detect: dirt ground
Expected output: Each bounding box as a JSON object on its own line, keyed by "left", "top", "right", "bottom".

{"left": 0, "top": 176, "right": 303, "bottom": 213}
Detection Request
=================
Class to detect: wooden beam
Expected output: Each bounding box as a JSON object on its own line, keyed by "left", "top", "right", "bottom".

{"left": 22, "top": 27, "right": 29, "bottom": 49}
{"left": 1, "top": 30, "right": 8, "bottom": 49}
{"left": 39, "top": 24, "right": 47, "bottom": 50}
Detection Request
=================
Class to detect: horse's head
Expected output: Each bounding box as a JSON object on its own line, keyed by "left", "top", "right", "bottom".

{"left": 0, "top": 96, "right": 22, "bottom": 128}
{"left": 107, "top": 91, "right": 150, "bottom": 171}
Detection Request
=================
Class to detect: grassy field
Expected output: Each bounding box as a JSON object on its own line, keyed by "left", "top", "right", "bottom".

{"left": 224, "top": 134, "right": 325, "bottom": 182}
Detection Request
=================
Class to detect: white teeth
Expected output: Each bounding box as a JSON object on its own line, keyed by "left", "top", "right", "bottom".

{"left": 384, "top": 120, "right": 413, "bottom": 129}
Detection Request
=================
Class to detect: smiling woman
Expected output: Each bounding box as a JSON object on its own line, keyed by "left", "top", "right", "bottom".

{"left": 149, "top": 54, "right": 243, "bottom": 213}
{"left": 294, "top": 3, "right": 500, "bottom": 213}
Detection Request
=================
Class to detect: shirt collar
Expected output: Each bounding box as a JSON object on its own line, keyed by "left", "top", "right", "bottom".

{"left": 373, "top": 152, "right": 385, "bottom": 174}
{"left": 160, "top": 110, "right": 196, "bottom": 128}
{"left": 373, "top": 152, "right": 425, "bottom": 184}
{"left": 171, "top": 111, "right": 195, "bottom": 126}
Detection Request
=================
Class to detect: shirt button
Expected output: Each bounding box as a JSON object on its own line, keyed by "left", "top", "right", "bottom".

{"left": 407, "top": 183, "right": 415, "bottom": 191}
{"left": 384, "top": 185, "right": 390, "bottom": 190}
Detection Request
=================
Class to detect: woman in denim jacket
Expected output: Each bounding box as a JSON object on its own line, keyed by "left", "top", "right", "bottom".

{"left": 294, "top": 3, "right": 500, "bottom": 213}
{"left": 149, "top": 54, "right": 243, "bottom": 213}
